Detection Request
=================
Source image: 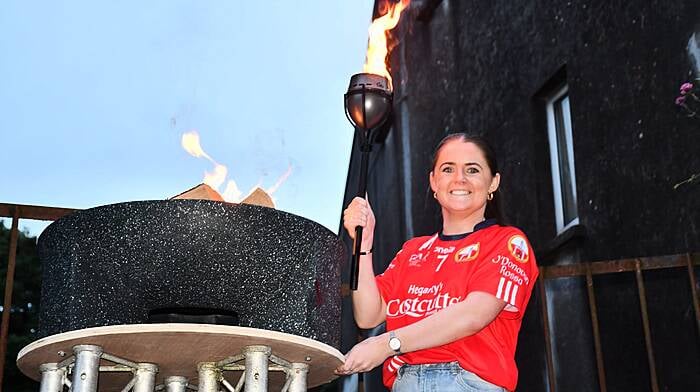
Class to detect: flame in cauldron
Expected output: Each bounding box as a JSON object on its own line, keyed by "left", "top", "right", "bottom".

{"left": 181, "top": 131, "right": 292, "bottom": 205}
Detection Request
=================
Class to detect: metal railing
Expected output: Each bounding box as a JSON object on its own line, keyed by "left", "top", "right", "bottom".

{"left": 1, "top": 202, "right": 699, "bottom": 391}
{"left": 538, "top": 253, "right": 700, "bottom": 392}
{"left": 0, "top": 203, "right": 76, "bottom": 390}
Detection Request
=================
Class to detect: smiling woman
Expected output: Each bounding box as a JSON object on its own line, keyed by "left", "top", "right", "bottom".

{"left": 340, "top": 133, "right": 539, "bottom": 392}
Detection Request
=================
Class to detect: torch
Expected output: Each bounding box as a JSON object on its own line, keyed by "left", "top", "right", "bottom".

{"left": 344, "top": 73, "right": 393, "bottom": 290}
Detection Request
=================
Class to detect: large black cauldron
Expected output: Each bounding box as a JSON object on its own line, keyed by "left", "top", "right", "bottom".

{"left": 37, "top": 200, "right": 343, "bottom": 348}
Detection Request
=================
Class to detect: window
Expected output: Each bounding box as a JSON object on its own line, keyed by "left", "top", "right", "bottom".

{"left": 546, "top": 85, "right": 578, "bottom": 233}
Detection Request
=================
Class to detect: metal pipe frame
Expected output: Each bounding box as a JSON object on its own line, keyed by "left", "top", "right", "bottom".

{"left": 119, "top": 377, "right": 138, "bottom": 392}
{"left": 197, "top": 362, "right": 220, "bottom": 392}
{"left": 216, "top": 354, "right": 245, "bottom": 367}
{"left": 99, "top": 365, "right": 133, "bottom": 372}
{"left": 221, "top": 365, "right": 287, "bottom": 373}
{"left": 102, "top": 352, "right": 141, "bottom": 369}
{"left": 218, "top": 346, "right": 309, "bottom": 391}
{"left": 38, "top": 346, "right": 161, "bottom": 392}
{"left": 39, "top": 363, "right": 65, "bottom": 392}
{"left": 268, "top": 354, "right": 292, "bottom": 369}
{"left": 164, "top": 376, "right": 188, "bottom": 392}
{"left": 220, "top": 377, "right": 237, "bottom": 392}
{"left": 56, "top": 356, "right": 75, "bottom": 369}
{"left": 286, "top": 363, "right": 308, "bottom": 392}
{"left": 233, "top": 372, "right": 246, "bottom": 392}
{"left": 72, "top": 345, "right": 103, "bottom": 392}
{"left": 243, "top": 345, "right": 272, "bottom": 392}
{"left": 133, "top": 363, "right": 158, "bottom": 392}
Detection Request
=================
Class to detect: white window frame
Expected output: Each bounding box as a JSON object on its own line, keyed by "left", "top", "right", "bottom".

{"left": 546, "top": 85, "right": 579, "bottom": 233}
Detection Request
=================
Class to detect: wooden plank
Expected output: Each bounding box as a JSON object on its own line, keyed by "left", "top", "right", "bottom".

{"left": 0, "top": 203, "right": 77, "bottom": 221}
{"left": 171, "top": 183, "right": 224, "bottom": 201}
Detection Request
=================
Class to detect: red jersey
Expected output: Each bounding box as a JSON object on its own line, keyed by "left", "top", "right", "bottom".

{"left": 375, "top": 221, "right": 538, "bottom": 391}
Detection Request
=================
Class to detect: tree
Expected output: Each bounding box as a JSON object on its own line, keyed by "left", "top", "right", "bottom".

{"left": 0, "top": 220, "right": 41, "bottom": 391}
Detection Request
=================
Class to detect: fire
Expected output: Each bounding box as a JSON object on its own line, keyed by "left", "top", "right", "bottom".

{"left": 203, "top": 164, "right": 227, "bottom": 190}
{"left": 221, "top": 180, "right": 241, "bottom": 201}
{"left": 181, "top": 131, "right": 212, "bottom": 161}
{"left": 363, "top": 0, "right": 410, "bottom": 89}
{"left": 182, "top": 131, "right": 224, "bottom": 189}
{"left": 266, "top": 164, "right": 293, "bottom": 196}
{"left": 181, "top": 131, "right": 292, "bottom": 205}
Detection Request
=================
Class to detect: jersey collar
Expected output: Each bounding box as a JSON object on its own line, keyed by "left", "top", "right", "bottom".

{"left": 438, "top": 218, "right": 497, "bottom": 241}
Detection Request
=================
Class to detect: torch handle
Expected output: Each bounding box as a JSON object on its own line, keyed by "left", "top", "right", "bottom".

{"left": 351, "top": 146, "right": 371, "bottom": 291}
{"left": 351, "top": 226, "right": 363, "bottom": 290}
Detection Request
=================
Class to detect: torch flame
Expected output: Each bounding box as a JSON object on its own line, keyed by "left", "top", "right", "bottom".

{"left": 363, "top": 0, "right": 410, "bottom": 89}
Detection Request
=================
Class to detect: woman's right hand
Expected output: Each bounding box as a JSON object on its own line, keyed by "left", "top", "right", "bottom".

{"left": 343, "top": 196, "right": 375, "bottom": 251}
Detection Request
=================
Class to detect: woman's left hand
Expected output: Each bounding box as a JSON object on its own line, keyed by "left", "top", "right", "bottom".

{"left": 334, "top": 334, "right": 392, "bottom": 375}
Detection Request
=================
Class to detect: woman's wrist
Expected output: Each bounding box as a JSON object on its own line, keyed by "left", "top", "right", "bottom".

{"left": 381, "top": 332, "right": 397, "bottom": 358}
{"left": 359, "top": 238, "right": 373, "bottom": 254}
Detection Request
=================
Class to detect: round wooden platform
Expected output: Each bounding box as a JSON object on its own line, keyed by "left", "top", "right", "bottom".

{"left": 17, "top": 324, "right": 344, "bottom": 390}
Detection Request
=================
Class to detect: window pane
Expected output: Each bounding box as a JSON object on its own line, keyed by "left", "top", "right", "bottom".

{"left": 555, "top": 95, "right": 577, "bottom": 225}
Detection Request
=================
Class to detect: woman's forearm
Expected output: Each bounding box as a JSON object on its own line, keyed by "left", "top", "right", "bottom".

{"left": 336, "top": 292, "right": 507, "bottom": 375}
{"left": 392, "top": 292, "right": 505, "bottom": 353}
{"left": 351, "top": 254, "right": 387, "bottom": 328}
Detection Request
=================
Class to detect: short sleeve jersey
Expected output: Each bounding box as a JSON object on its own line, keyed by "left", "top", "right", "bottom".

{"left": 375, "top": 220, "right": 538, "bottom": 391}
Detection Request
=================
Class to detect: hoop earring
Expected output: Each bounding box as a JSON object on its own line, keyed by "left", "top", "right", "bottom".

{"left": 433, "top": 192, "right": 438, "bottom": 199}
{"left": 487, "top": 192, "right": 494, "bottom": 201}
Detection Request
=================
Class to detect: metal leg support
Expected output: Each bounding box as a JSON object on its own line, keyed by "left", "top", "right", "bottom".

{"left": 39, "top": 363, "right": 66, "bottom": 392}
{"left": 165, "top": 376, "right": 188, "bottom": 392}
{"left": 198, "top": 362, "right": 221, "bottom": 392}
{"left": 72, "top": 345, "right": 103, "bottom": 392}
{"left": 287, "top": 363, "right": 309, "bottom": 392}
{"left": 243, "top": 345, "right": 271, "bottom": 392}
{"left": 133, "top": 363, "right": 158, "bottom": 392}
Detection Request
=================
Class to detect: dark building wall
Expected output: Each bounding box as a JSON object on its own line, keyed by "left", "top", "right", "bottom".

{"left": 386, "top": 0, "right": 700, "bottom": 261}
{"left": 340, "top": 0, "right": 700, "bottom": 391}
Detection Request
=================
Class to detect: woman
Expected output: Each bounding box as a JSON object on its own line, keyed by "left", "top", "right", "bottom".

{"left": 336, "top": 133, "right": 538, "bottom": 391}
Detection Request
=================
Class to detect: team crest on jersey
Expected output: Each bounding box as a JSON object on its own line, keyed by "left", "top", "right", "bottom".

{"left": 508, "top": 235, "right": 530, "bottom": 263}
{"left": 455, "top": 243, "right": 480, "bottom": 262}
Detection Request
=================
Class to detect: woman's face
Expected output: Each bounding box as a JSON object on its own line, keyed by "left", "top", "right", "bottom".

{"left": 429, "top": 140, "right": 500, "bottom": 219}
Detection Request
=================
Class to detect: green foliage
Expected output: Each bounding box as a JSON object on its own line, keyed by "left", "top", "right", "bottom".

{"left": 0, "top": 220, "right": 41, "bottom": 390}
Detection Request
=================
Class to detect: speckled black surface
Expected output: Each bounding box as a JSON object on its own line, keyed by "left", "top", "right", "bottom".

{"left": 37, "top": 200, "right": 343, "bottom": 348}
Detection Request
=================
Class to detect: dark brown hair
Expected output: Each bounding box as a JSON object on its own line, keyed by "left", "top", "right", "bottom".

{"left": 430, "top": 133, "right": 505, "bottom": 223}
